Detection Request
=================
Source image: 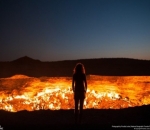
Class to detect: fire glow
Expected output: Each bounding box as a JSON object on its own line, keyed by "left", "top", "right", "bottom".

{"left": 0, "top": 75, "right": 150, "bottom": 112}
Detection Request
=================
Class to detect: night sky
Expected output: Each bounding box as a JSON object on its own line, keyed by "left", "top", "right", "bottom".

{"left": 0, "top": 0, "right": 150, "bottom": 61}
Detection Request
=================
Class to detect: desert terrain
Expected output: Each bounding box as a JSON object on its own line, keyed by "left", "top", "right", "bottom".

{"left": 0, "top": 56, "right": 150, "bottom": 129}
{"left": 0, "top": 56, "right": 150, "bottom": 78}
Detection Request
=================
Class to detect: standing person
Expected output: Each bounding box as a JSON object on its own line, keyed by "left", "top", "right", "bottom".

{"left": 72, "top": 63, "right": 87, "bottom": 124}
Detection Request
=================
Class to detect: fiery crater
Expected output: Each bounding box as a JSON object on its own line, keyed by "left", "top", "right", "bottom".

{"left": 0, "top": 75, "right": 150, "bottom": 112}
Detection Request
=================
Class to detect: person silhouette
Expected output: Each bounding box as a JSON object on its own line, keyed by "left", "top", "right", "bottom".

{"left": 72, "top": 63, "right": 87, "bottom": 124}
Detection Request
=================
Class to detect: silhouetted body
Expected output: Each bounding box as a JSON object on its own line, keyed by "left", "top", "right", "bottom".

{"left": 72, "top": 63, "right": 87, "bottom": 124}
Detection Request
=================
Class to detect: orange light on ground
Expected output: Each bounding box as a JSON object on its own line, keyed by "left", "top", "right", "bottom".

{"left": 0, "top": 75, "right": 150, "bottom": 112}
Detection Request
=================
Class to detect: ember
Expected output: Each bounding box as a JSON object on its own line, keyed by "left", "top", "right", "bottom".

{"left": 0, "top": 75, "right": 150, "bottom": 112}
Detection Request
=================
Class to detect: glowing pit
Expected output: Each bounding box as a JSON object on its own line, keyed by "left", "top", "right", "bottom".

{"left": 0, "top": 75, "right": 150, "bottom": 112}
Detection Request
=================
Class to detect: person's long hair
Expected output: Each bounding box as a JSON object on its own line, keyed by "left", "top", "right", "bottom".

{"left": 73, "top": 63, "right": 85, "bottom": 74}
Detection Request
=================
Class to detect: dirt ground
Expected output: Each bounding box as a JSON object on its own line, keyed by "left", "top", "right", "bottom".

{"left": 0, "top": 105, "right": 150, "bottom": 130}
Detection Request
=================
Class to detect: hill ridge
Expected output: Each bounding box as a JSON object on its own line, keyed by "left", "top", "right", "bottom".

{"left": 0, "top": 56, "right": 150, "bottom": 78}
{"left": 8, "top": 56, "right": 150, "bottom": 62}
{"left": 12, "top": 56, "right": 41, "bottom": 63}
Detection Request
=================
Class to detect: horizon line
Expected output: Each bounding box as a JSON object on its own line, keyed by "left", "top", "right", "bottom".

{"left": 0, "top": 56, "right": 150, "bottom": 62}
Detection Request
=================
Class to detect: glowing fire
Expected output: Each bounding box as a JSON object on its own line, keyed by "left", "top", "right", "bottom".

{"left": 0, "top": 75, "right": 150, "bottom": 112}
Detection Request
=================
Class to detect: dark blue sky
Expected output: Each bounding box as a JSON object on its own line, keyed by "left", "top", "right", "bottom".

{"left": 0, "top": 0, "right": 150, "bottom": 61}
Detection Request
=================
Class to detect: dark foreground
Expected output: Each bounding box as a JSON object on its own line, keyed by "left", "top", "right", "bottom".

{"left": 0, "top": 105, "right": 150, "bottom": 130}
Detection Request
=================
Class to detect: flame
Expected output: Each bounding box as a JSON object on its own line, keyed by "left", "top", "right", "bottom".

{"left": 0, "top": 75, "right": 150, "bottom": 112}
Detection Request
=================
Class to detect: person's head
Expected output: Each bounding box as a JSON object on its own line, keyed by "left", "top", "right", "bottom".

{"left": 73, "top": 63, "right": 85, "bottom": 74}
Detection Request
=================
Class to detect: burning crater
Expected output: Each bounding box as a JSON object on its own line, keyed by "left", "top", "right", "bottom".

{"left": 0, "top": 75, "right": 150, "bottom": 112}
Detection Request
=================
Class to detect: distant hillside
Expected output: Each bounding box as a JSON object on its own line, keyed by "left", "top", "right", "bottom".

{"left": 12, "top": 56, "right": 41, "bottom": 63}
{"left": 0, "top": 57, "right": 150, "bottom": 78}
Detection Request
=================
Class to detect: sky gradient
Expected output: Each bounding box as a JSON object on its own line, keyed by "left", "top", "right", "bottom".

{"left": 0, "top": 0, "right": 150, "bottom": 61}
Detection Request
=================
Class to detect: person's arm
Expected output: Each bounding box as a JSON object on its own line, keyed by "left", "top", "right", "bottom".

{"left": 84, "top": 74, "right": 87, "bottom": 92}
{"left": 72, "top": 75, "right": 75, "bottom": 93}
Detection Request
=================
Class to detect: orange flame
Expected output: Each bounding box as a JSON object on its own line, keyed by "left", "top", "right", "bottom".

{"left": 0, "top": 75, "right": 150, "bottom": 112}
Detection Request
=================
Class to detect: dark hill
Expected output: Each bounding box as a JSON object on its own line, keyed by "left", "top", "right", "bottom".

{"left": 12, "top": 56, "right": 41, "bottom": 63}
{"left": 0, "top": 57, "right": 150, "bottom": 78}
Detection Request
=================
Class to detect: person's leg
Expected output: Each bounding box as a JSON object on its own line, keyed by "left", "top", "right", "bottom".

{"left": 79, "top": 98, "right": 84, "bottom": 123}
{"left": 75, "top": 98, "right": 79, "bottom": 124}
